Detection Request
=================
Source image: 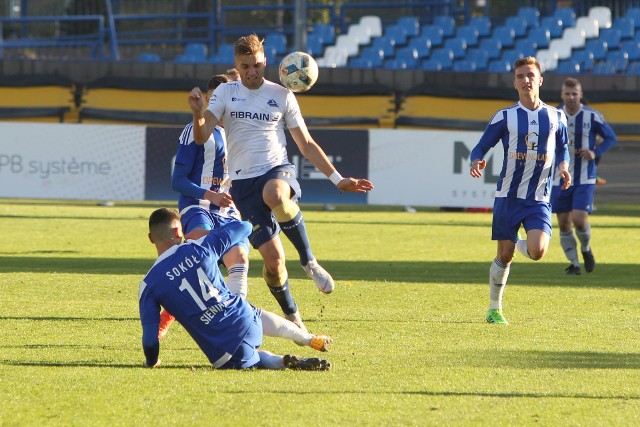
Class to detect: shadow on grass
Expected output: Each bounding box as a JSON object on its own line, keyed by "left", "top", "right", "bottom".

{"left": 0, "top": 360, "right": 211, "bottom": 370}
{"left": 0, "top": 316, "right": 138, "bottom": 322}
{"left": 404, "top": 390, "right": 639, "bottom": 400}
{"left": 471, "top": 350, "right": 640, "bottom": 369}
{"left": 1, "top": 257, "right": 638, "bottom": 289}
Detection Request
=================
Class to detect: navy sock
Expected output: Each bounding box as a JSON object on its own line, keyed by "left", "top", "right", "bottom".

{"left": 268, "top": 280, "right": 297, "bottom": 315}
{"left": 279, "top": 211, "right": 313, "bottom": 266}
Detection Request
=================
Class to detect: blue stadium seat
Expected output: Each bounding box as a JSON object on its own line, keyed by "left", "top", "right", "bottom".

{"left": 359, "top": 46, "right": 385, "bottom": 67}
{"left": 469, "top": 16, "right": 492, "bottom": 38}
{"left": 466, "top": 48, "right": 489, "bottom": 70}
{"left": 627, "top": 8, "right": 640, "bottom": 29}
{"left": 584, "top": 39, "right": 608, "bottom": 60}
{"left": 384, "top": 25, "right": 408, "bottom": 46}
{"left": 350, "top": 57, "right": 373, "bottom": 69}
{"left": 626, "top": 60, "right": 640, "bottom": 75}
{"left": 420, "top": 25, "right": 444, "bottom": 47}
{"left": 176, "top": 43, "right": 207, "bottom": 63}
{"left": 453, "top": 60, "right": 476, "bottom": 72}
{"left": 313, "top": 23, "right": 335, "bottom": 44}
{"left": 514, "top": 39, "right": 537, "bottom": 57}
{"left": 209, "top": 43, "right": 234, "bottom": 64}
{"left": 540, "top": 16, "right": 563, "bottom": 39}
{"left": 488, "top": 59, "right": 511, "bottom": 73}
{"left": 306, "top": 33, "right": 324, "bottom": 57}
{"left": 408, "top": 37, "right": 432, "bottom": 58}
{"left": 621, "top": 40, "right": 640, "bottom": 60}
{"left": 372, "top": 37, "right": 396, "bottom": 58}
{"left": 501, "top": 49, "right": 524, "bottom": 65}
{"left": 612, "top": 17, "right": 635, "bottom": 39}
{"left": 592, "top": 61, "right": 615, "bottom": 75}
{"left": 395, "top": 47, "right": 419, "bottom": 68}
{"left": 556, "top": 59, "right": 581, "bottom": 74}
{"left": 444, "top": 38, "right": 467, "bottom": 60}
{"left": 430, "top": 47, "right": 454, "bottom": 69}
{"left": 137, "top": 52, "right": 161, "bottom": 62}
{"left": 554, "top": 7, "right": 576, "bottom": 28}
{"left": 505, "top": 16, "right": 528, "bottom": 37}
{"left": 457, "top": 25, "right": 479, "bottom": 47}
{"left": 599, "top": 28, "right": 622, "bottom": 49}
{"left": 434, "top": 16, "right": 456, "bottom": 38}
{"left": 606, "top": 50, "right": 629, "bottom": 72}
{"left": 397, "top": 16, "right": 420, "bottom": 38}
{"left": 383, "top": 58, "right": 407, "bottom": 70}
{"left": 517, "top": 7, "right": 540, "bottom": 28}
{"left": 571, "top": 49, "right": 595, "bottom": 71}
{"left": 479, "top": 38, "right": 501, "bottom": 59}
{"left": 265, "top": 33, "right": 287, "bottom": 55}
{"left": 529, "top": 28, "right": 551, "bottom": 49}
{"left": 421, "top": 60, "right": 443, "bottom": 71}
{"left": 493, "top": 26, "right": 516, "bottom": 48}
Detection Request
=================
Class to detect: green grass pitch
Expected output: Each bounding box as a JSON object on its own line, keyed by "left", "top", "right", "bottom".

{"left": 1, "top": 199, "right": 639, "bottom": 425}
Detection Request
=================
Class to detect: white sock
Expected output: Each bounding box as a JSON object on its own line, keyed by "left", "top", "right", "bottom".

{"left": 515, "top": 239, "right": 531, "bottom": 259}
{"left": 575, "top": 224, "right": 591, "bottom": 252}
{"left": 258, "top": 350, "right": 285, "bottom": 370}
{"left": 226, "top": 263, "right": 248, "bottom": 299}
{"left": 260, "top": 309, "right": 313, "bottom": 346}
{"left": 560, "top": 230, "right": 580, "bottom": 266}
{"left": 489, "top": 258, "right": 510, "bottom": 310}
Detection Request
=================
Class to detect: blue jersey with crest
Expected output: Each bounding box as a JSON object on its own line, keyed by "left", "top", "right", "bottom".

{"left": 139, "top": 221, "right": 255, "bottom": 367}
{"left": 471, "top": 101, "right": 570, "bottom": 202}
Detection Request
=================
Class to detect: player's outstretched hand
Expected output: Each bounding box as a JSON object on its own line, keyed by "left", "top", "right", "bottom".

{"left": 470, "top": 159, "right": 486, "bottom": 178}
{"left": 337, "top": 178, "right": 374, "bottom": 193}
{"left": 188, "top": 87, "right": 206, "bottom": 113}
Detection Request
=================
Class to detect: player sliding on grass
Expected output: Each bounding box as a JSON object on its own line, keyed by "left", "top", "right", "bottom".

{"left": 187, "top": 34, "right": 373, "bottom": 332}
{"left": 470, "top": 56, "right": 571, "bottom": 325}
{"left": 139, "top": 208, "right": 331, "bottom": 370}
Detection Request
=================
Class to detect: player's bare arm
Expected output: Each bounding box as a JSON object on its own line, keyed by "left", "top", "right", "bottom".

{"left": 289, "top": 126, "right": 373, "bottom": 193}
{"left": 188, "top": 87, "right": 218, "bottom": 144}
{"left": 470, "top": 159, "right": 486, "bottom": 178}
{"left": 558, "top": 161, "right": 572, "bottom": 190}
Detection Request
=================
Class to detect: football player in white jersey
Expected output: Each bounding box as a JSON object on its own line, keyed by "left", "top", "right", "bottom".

{"left": 187, "top": 34, "right": 373, "bottom": 331}
{"left": 470, "top": 56, "right": 572, "bottom": 325}
{"left": 551, "top": 78, "right": 616, "bottom": 275}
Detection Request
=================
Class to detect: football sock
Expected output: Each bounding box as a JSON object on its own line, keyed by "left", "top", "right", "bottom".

{"left": 575, "top": 224, "right": 591, "bottom": 252}
{"left": 273, "top": 200, "right": 314, "bottom": 266}
{"left": 489, "top": 257, "right": 510, "bottom": 310}
{"left": 257, "top": 350, "right": 286, "bottom": 370}
{"left": 226, "top": 263, "right": 248, "bottom": 299}
{"left": 560, "top": 230, "right": 580, "bottom": 266}
{"left": 260, "top": 309, "right": 313, "bottom": 346}
{"left": 515, "top": 239, "right": 531, "bottom": 259}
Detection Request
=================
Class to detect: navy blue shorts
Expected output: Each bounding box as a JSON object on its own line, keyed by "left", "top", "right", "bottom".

{"left": 492, "top": 197, "right": 552, "bottom": 241}
{"left": 230, "top": 164, "right": 302, "bottom": 249}
{"left": 180, "top": 207, "right": 250, "bottom": 254}
{"left": 550, "top": 184, "right": 595, "bottom": 214}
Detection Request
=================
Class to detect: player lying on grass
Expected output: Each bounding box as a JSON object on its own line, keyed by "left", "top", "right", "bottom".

{"left": 139, "top": 208, "right": 331, "bottom": 370}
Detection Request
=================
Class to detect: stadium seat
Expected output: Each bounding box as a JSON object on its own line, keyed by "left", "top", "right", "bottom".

{"left": 515, "top": 39, "right": 537, "bottom": 57}
{"left": 555, "top": 59, "right": 581, "bottom": 74}
{"left": 554, "top": 7, "right": 576, "bottom": 28}
{"left": 420, "top": 60, "right": 443, "bottom": 71}
{"left": 434, "top": 16, "right": 455, "bottom": 38}
{"left": 549, "top": 38, "right": 573, "bottom": 60}
{"left": 313, "top": 23, "right": 335, "bottom": 45}
{"left": 584, "top": 39, "right": 608, "bottom": 60}
{"left": 453, "top": 60, "right": 476, "bottom": 72}
{"left": 359, "top": 46, "right": 385, "bottom": 67}
{"left": 505, "top": 16, "right": 528, "bottom": 37}
{"left": 209, "top": 43, "right": 234, "bottom": 64}
{"left": 487, "top": 59, "right": 511, "bottom": 73}
{"left": 137, "top": 52, "right": 161, "bottom": 62}
{"left": 420, "top": 25, "right": 444, "bottom": 47}
{"left": 479, "top": 37, "right": 501, "bottom": 59}
{"left": 621, "top": 40, "right": 640, "bottom": 60}
{"left": 384, "top": 25, "right": 408, "bottom": 46}
{"left": 306, "top": 33, "right": 324, "bottom": 57}
{"left": 540, "top": 16, "right": 563, "bottom": 39}
{"left": 359, "top": 15, "right": 383, "bottom": 38}
{"left": 626, "top": 60, "right": 640, "bottom": 75}
{"left": 517, "top": 7, "right": 540, "bottom": 28}
{"left": 571, "top": 49, "right": 595, "bottom": 71}
{"left": 466, "top": 48, "right": 489, "bottom": 70}
{"left": 591, "top": 60, "right": 614, "bottom": 74}
{"left": 430, "top": 47, "right": 454, "bottom": 69}
{"left": 469, "top": 16, "right": 491, "bottom": 37}
{"left": 606, "top": 50, "right": 629, "bottom": 72}
{"left": 349, "top": 57, "right": 373, "bottom": 69}
{"left": 492, "top": 26, "right": 515, "bottom": 48}
{"left": 563, "top": 27, "right": 586, "bottom": 49}
{"left": 319, "top": 46, "right": 348, "bottom": 67}
{"left": 599, "top": 28, "right": 622, "bottom": 50}
{"left": 575, "top": 17, "right": 599, "bottom": 39}
{"left": 175, "top": 43, "right": 207, "bottom": 63}
{"left": 536, "top": 49, "right": 558, "bottom": 71}
{"left": 457, "top": 25, "right": 479, "bottom": 47}
{"left": 501, "top": 49, "right": 523, "bottom": 65}
{"left": 372, "top": 36, "right": 396, "bottom": 58}
{"left": 589, "top": 6, "right": 612, "bottom": 29}
{"left": 444, "top": 38, "right": 467, "bottom": 60}
{"left": 347, "top": 24, "right": 373, "bottom": 46}
{"left": 335, "top": 34, "right": 359, "bottom": 57}
{"left": 612, "top": 17, "right": 635, "bottom": 39}
{"left": 265, "top": 33, "right": 287, "bottom": 55}
{"left": 397, "top": 16, "right": 420, "bottom": 38}
{"left": 395, "top": 47, "right": 419, "bottom": 69}
{"left": 408, "top": 37, "right": 432, "bottom": 59}
{"left": 529, "top": 28, "right": 551, "bottom": 49}
{"left": 627, "top": 8, "right": 640, "bottom": 30}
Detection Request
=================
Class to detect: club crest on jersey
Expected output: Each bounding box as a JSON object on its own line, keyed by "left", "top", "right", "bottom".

{"left": 525, "top": 132, "right": 538, "bottom": 150}
{"left": 267, "top": 99, "right": 279, "bottom": 107}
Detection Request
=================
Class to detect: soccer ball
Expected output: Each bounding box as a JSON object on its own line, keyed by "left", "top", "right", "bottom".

{"left": 278, "top": 51, "right": 319, "bottom": 93}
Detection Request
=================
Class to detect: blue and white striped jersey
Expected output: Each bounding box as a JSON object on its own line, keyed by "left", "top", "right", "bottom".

{"left": 139, "top": 221, "right": 256, "bottom": 368}
{"left": 471, "top": 101, "right": 570, "bottom": 202}
{"left": 552, "top": 105, "right": 616, "bottom": 186}
{"left": 172, "top": 123, "right": 235, "bottom": 217}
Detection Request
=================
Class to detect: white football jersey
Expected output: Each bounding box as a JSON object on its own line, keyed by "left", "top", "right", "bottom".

{"left": 207, "top": 79, "right": 305, "bottom": 180}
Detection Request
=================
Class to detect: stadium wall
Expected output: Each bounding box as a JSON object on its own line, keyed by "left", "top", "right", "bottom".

{"left": 0, "top": 122, "right": 499, "bottom": 208}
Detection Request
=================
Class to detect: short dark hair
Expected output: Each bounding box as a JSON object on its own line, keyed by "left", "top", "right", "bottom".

{"left": 563, "top": 77, "right": 581, "bottom": 88}
{"left": 148, "top": 208, "right": 180, "bottom": 234}
{"left": 207, "top": 74, "right": 230, "bottom": 91}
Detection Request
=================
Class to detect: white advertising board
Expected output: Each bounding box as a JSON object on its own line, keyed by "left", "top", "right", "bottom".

{"left": 0, "top": 123, "right": 146, "bottom": 200}
{"left": 368, "top": 129, "right": 505, "bottom": 208}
